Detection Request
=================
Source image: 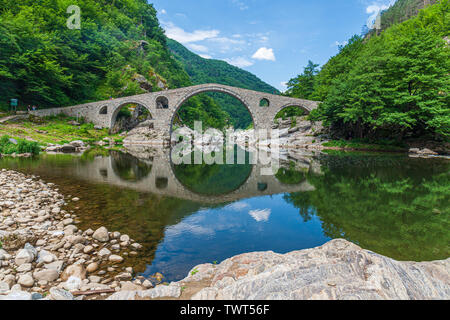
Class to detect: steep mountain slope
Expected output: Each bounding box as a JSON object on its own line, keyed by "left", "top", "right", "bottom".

{"left": 0, "top": 0, "right": 189, "bottom": 107}
{"left": 167, "top": 39, "right": 279, "bottom": 94}
{"left": 167, "top": 38, "right": 280, "bottom": 128}
{"left": 379, "top": 0, "right": 439, "bottom": 31}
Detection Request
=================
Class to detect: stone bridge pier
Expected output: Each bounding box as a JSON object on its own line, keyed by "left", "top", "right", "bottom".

{"left": 30, "top": 83, "right": 319, "bottom": 141}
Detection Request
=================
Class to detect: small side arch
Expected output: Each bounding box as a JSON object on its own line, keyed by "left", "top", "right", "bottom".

{"left": 275, "top": 103, "right": 311, "bottom": 116}
{"left": 259, "top": 98, "right": 270, "bottom": 107}
{"left": 109, "top": 100, "right": 152, "bottom": 129}
{"left": 272, "top": 104, "right": 311, "bottom": 127}
{"left": 156, "top": 96, "right": 169, "bottom": 109}
{"left": 99, "top": 106, "right": 108, "bottom": 115}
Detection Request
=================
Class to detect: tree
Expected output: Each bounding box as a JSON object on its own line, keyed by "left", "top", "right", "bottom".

{"left": 309, "top": 0, "right": 450, "bottom": 141}
{"left": 285, "top": 60, "right": 319, "bottom": 99}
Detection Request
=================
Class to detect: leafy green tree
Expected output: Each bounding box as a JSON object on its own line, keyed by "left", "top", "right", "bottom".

{"left": 285, "top": 60, "right": 319, "bottom": 99}
{"left": 309, "top": 0, "right": 450, "bottom": 140}
{"left": 284, "top": 154, "right": 450, "bottom": 261}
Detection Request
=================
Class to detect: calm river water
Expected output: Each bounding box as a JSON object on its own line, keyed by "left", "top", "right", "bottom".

{"left": 1, "top": 147, "right": 448, "bottom": 282}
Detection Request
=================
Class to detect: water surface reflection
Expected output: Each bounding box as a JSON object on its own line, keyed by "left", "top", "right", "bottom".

{"left": 0, "top": 148, "right": 448, "bottom": 282}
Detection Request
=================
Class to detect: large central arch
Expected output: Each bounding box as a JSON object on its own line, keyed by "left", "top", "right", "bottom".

{"left": 169, "top": 85, "right": 256, "bottom": 135}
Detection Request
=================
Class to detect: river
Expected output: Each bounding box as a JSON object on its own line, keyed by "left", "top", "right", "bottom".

{"left": 0, "top": 146, "right": 448, "bottom": 282}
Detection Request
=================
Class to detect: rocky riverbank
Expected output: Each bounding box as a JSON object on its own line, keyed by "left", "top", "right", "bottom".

{"left": 0, "top": 169, "right": 156, "bottom": 300}
{"left": 122, "top": 116, "right": 328, "bottom": 151}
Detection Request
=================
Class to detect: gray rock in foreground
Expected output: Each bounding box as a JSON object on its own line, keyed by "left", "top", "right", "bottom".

{"left": 182, "top": 239, "right": 449, "bottom": 300}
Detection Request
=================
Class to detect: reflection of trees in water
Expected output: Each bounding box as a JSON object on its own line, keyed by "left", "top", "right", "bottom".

{"left": 110, "top": 151, "right": 152, "bottom": 182}
{"left": 284, "top": 155, "right": 450, "bottom": 261}
{"left": 173, "top": 147, "right": 253, "bottom": 196}
{"left": 174, "top": 162, "right": 252, "bottom": 196}
{"left": 275, "top": 161, "right": 306, "bottom": 185}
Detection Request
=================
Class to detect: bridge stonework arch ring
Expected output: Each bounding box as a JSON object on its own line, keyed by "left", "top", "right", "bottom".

{"left": 30, "top": 83, "right": 319, "bottom": 135}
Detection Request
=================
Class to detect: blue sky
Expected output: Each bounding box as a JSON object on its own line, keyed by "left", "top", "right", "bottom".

{"left": 151, "top": 0, "right": 395, "bottom": 91}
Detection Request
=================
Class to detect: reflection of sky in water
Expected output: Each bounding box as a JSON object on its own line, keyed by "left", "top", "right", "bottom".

{"left": 142, "top": 194, "right": 330, "bottom": 282}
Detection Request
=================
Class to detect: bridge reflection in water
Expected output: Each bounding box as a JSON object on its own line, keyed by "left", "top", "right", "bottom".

{"left": 69, "top": 146, "right": 319, "bottom": 204}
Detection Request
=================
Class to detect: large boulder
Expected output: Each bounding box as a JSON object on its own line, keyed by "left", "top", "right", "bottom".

{"left": 180, "top": 239, "right": 450, "bottom": 300}
{"left": 49, "top": 288, "right": 73, "bottom": 300}
{"left": 63, "top": 276, "right": 82, "bottom": 291}
{"left": 60, "top": 144, "right": 76, "bottom": 153}
{"left": 0, "top": 291, "right": 32, "bottom": 300}
{"left": 17, "top": 274, "right": 34, "bottom": 288}
{"left": 69, "top": 140, "right": 84, "bottom": 148}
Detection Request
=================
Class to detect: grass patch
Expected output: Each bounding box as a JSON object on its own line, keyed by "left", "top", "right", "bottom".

{"left": 0, "top": 114, "right": 122, "bottom": 146}
{"left": 0, "top": 135, "right": 40, "bottom": 155}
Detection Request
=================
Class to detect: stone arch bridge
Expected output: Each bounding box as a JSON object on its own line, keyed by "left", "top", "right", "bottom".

{"left": 30, "top": 83, "right": 319, "bottom": 138}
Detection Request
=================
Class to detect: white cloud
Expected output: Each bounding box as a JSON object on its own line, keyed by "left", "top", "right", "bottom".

{"left": 187, "top": 43, "right": 209, "bottom": 53}
{"left": 248, "top": 209, "right": 271, "bottom": 222}
{"left": 163, "top": 22, "right": 220, "bottom": 44}
{"left": 231, "top": 0, "right": 249, "bottom": 10}
{"left": 227, "top": 202, "right": 250, "bottom": 211}
{"left": 208, "top": 37, "right": 247, "bottom": 53}
{"left": 365, "top": 1, "right": 395, "bottom": 28}
{"left": 252, "top": 47, "right": 276, "bottom": 61}
{"left": 160, "top": 9, "right": 167, "bottom": 15}
{"left": 199, "top": 54, "right": 212, "bottom": 59}
{"left": 223, "top": 57, "right": 254, "bottom": 68}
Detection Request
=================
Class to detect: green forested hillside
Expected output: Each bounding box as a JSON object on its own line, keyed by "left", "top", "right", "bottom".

{"left": 0, "top": 0, "right": 235, "bottom": 130}
{"left": 167, "top": 39, "right": 280, "bottom": 128}
{"left": 0, "top": 0, "right": 280, "bottom": 130}
{"left": 0, "top": 0, "right": 189, "bottom": 106}
{"left": 379, "top": 0, "right": 439, "bottom": 31}
{"left": 286, "top": 0, "right": 449, "bottom": 142}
